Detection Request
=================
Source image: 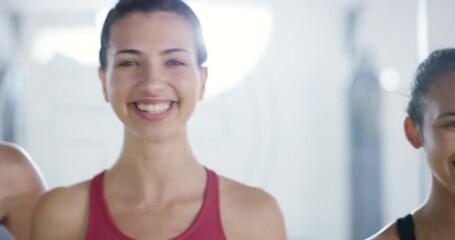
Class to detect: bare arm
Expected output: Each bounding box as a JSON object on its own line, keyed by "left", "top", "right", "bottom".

{"left": 245, "top": 190, "right": 287, "bottom": 239}
{"left": 0, "top": 143, "right": 45, "bottom": 240}
{"left": 220, "top": 177, "right": 287, "bottom": 240}
{"left": 30, "top": 183, "right": 89, "bottom": 240}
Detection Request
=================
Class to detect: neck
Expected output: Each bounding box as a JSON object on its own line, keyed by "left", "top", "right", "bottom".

{"left": 415, "top": 176, "right": 455, "bottom": 236}
{"left": 106, "top": 127, "right": 205, "bottom": 202}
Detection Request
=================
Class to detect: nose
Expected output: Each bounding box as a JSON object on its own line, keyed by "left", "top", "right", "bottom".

{"left": 138, "top": 64, "right": 166, "bottom": 94}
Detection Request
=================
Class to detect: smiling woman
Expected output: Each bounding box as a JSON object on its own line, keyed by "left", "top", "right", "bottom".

{"left": 29, "top": 0, "right": 286, "bottom": 239}
{"left": 369, "top": 48, "right": 455, "bottom": 240}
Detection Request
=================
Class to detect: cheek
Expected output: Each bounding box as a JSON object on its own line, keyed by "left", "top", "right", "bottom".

{"left": 422, "top": 128, "right": 438, "bottom": 161}
{"left": 424, "top": 130, "right": 455, "bottom": 165}
{"left": 173, "top": 71, "right": 201, "bottom": 95}
{"left": 107, "top": 72, "right": 135, "bottom": 94}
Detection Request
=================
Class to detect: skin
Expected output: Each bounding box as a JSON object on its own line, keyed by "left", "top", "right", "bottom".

{"left": 368, "top": 71, "right": 455, "bottom": 240}
{"left": 0, "top": 142, "right": 45, "bottom": 240}
{"left": 31, "top": 11, "right": 286, "bottom": 240}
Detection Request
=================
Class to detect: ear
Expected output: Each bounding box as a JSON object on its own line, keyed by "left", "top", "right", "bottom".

{"left": 404, "top": 117, "right": 423, "bottom": 149}
{"left": 98, "top": 68, "right": 109, "bottom": 102}
{"left": 198, "top": 66, "right": 208, "bottom": 100}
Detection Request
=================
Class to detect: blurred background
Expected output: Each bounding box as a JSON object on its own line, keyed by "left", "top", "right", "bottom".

{"left": 1, "top": 0, "right": 454, "bottom": 239}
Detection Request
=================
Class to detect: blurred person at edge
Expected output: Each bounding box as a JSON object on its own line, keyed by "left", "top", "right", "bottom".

{"left": 0, "top": 141, "right": 45, "bottom": 240}
{"left": 369, "top": 48, "right": 455, "bottom": 240}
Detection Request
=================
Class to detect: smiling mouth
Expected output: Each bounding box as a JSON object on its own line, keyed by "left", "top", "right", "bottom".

{"left": 135, "top": 102, "right": 171, "bottom": 114}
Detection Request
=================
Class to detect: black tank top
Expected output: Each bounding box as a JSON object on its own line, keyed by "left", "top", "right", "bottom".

{"left": 396, "top": 214, "right": 416, "bottom": 240}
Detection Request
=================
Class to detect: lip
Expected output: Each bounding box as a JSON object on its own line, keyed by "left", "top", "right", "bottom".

{"left": 134, "top": 99, "right": 173, "bottom": 105}
{"left": 130, "top": 100, "right": 175, "bottom": 121}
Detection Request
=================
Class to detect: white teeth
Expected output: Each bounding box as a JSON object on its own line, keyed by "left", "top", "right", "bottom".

{"left": 136, "top": 102, "right": 171, "bottom": 114}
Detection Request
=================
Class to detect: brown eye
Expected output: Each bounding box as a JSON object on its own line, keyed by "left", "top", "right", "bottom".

{"left": 444, "top": 121, "right": 455, "bottom": 128}
{"left": 166, "top": 59, "right": 185, "bottom": 66}
{"left": 118, "top": 60, "right": 138, "bottom": 67}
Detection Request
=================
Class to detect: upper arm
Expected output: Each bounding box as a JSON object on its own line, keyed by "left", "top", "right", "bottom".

{"left": 30, "top": 186, "right": 89, "bottom": 240}
{"left": 0, "top": 143, "right": 45, "bottom": 240}
{"left": 247, "top": 190, "right": 287, "bottom": 240}
{"left": 30, "top": 189, "right": 67, "bottom": 240}
{"left": 220, "top": 178, "right": 286, "bottom": 240}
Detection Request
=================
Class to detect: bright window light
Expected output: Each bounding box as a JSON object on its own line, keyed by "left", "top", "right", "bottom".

{"left": 32, "top": 27, "right": 100, "bottom": 66}
{"left": 379, "top": 68, "right": 401, "bottom": 92}
{"left": 95, "top": 7, "right": 110, "bottom": 33}
{"left": 31, "top": 7, "right": 111, "bottom": 67}
{"left": 190, "top": 2, "right": 273, "bottom": 98}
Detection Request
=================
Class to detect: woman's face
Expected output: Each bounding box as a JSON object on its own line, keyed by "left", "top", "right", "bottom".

{"left": 99, "top": 11, "right": 207, "bottom": 142}
{"left": 419, "top": 71, "right": 455, "bottom": 193}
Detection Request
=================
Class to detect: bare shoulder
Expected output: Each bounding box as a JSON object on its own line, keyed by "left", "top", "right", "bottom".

{"left": 0, "top": 143, "right": 46, "bottom": 240}
{"left": 218, "top": 176, "right": 286, "bottom": 240}
{"left": 0, "top": 141, "right": 27, "bottom": 159}
{"left": 367, "top": 222, "right": 399, "bottom": 240}
{"left": 0, "top": 142, "right": 36, "bottom": 172}
{"left": 0, "top": 142, "right": 45, "bottom": 206}
{"left": 0, "top": 142, "right": 45, "bottom": 187}
{"left": 31, "top": 181, "right": 90, "bottom": 240}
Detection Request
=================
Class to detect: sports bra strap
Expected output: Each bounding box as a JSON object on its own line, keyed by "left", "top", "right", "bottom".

{"left": 396, "top": 214, "right": 416, "bottom": 240}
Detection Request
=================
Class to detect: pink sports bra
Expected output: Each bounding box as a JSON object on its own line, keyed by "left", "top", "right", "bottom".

{"left": 85, "top": 168, "right": 226, "bottom": 240}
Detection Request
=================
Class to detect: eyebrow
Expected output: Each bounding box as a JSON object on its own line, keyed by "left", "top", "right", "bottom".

{"left": 438, "top": 112, "right": 455, "bottom": 118}
{"left": 115, "top": 48, "right": 188, "bottom": 56}
{"left": 161, "top": 48, "right": 189, "bottom": 55}
{"left": 116, "top": 49, "right": 143, "bottom": 56}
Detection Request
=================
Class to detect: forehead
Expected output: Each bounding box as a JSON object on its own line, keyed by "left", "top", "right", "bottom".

{"left": 424, "top": 71, "right": 455, "bottom": 116}
{"left": 109, "top": 11, "right": 196, "bottom": 51}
